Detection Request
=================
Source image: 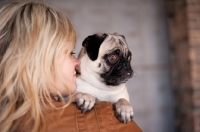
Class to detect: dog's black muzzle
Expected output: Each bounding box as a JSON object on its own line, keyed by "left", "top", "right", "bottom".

{"left": 101, "top": 59, "right": 133, "bottom": 86}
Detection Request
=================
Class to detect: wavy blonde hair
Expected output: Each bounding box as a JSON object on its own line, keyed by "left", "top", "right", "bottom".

{"left": 0, "top": 1, "right": 76, "bottom": 132}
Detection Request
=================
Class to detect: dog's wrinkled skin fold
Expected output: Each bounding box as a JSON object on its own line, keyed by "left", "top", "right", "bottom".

{"left": 73, "top": 33, "right": 134, "bottom": 123}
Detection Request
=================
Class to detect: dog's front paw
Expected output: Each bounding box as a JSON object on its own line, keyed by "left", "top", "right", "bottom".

{"left": 72, "top": 92, "right": 96, "bottom": 112}
{"left": 115, "top": 98, "right": 134, "bottom": 123}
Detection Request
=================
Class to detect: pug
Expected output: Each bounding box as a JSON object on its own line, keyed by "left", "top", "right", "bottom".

{"left": 72, "top": 33, "right": 134, "bottom": 123}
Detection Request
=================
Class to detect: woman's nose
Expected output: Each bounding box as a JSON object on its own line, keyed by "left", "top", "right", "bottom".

{"left": 75, "top": 58, "right": 80, "bottom": 67}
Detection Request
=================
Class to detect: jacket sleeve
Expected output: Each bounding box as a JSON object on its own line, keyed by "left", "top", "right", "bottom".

{"left": 44, "top": 101, "right": 142, "bottom": 132}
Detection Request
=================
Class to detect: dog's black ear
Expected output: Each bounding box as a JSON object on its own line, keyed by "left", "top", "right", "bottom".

{"left": 120, "top": 35, "right": 125, "bottom": 39}
{"left": 82, "top": 34, "right": 107, "bottom": 61}
{"left": 113, "top": 32, "right": 125, "bottom": 39}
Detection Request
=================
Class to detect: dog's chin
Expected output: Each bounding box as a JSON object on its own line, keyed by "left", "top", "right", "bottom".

{"left": 104, "top": 78, "right": 129, "bottom": 86}
{"left": 100, "top": 74, "right": 132, "bottom": 86}
{"left": 100, "top": 64, "right": 133, "bottom": 86}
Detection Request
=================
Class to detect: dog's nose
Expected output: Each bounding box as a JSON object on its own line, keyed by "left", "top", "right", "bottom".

{"left": 127, "top": 69, "right": 133, "bottom": 77}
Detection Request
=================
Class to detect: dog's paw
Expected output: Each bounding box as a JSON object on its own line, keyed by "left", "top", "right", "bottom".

{"left": 115, "top": 98, "right": 134, "bottom": 123}
{"left": 72, "top": 92, "right": 96, "bottom": 112}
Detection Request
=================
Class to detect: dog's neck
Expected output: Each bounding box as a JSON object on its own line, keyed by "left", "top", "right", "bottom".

{"left": 79, "top": 73, "right": 126, "bottom": 91}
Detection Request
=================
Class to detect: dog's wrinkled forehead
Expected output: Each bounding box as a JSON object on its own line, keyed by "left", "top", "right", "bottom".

{"left": 100, "top": 33, "right": 129, "bottom": 58}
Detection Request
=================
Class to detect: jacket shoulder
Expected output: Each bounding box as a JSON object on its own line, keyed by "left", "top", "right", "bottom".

{"left": 44, "top": 101, "right": 142, "bottom": 132}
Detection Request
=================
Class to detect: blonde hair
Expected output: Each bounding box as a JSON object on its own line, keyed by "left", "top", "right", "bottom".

{"left": 0, "top": 1, "right": 76, "bottom": 132}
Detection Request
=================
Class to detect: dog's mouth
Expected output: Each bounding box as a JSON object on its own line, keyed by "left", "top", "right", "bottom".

{"left": 106, "top": 76, "right": 132, "bottom": 86}
{"left": 100, "top": 66, "right": 133, "bottom": 86}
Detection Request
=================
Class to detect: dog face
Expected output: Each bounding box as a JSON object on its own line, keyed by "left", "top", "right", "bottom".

{"left": 77, "top": 33, "right": 133, "bottom": 86}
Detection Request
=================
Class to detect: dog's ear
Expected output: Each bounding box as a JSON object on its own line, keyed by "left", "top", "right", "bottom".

{"left": 82, "top": 34, "right": 107, "bottom": 61}
{"left": 113, "top": 32, "right": 125, "bottom": 39}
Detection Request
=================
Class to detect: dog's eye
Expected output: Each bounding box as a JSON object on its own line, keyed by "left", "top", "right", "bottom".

{"left": 108, "top": 54, "right": 118, "bottom": 63}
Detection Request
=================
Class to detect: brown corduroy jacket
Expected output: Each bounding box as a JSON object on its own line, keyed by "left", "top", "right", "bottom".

{"left": 44, "top": 101, "right": 142, "bottom": 132}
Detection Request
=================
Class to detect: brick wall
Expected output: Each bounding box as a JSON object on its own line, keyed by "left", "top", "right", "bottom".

{"left": 167, "top": 0, "right": 200, "bottom": 131}
{"left": 188, "top": 1, "right": 200, "bottom": 131}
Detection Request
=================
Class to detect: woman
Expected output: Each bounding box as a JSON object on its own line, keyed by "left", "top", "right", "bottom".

{"left": 0, "top": 1, "right": 142, "bottom": 132}
{"left": 0, "top": 1, "right": 79, "bottom": 131}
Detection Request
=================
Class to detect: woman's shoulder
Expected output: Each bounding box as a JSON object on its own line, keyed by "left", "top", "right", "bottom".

{"left": 44, "top": 101, "right": 142, "bottom": 132}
